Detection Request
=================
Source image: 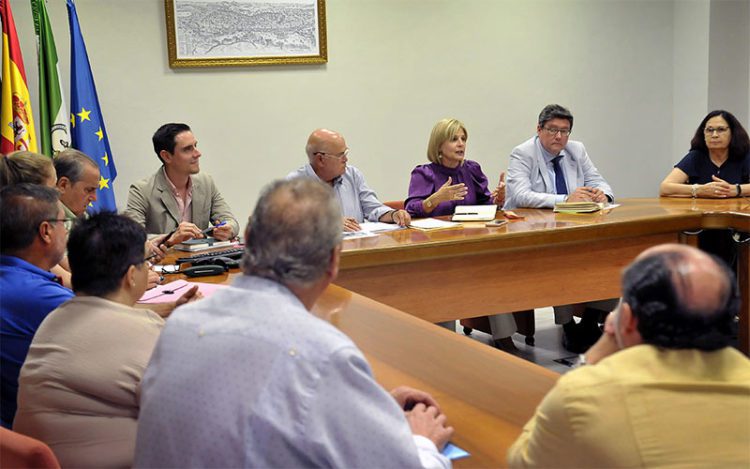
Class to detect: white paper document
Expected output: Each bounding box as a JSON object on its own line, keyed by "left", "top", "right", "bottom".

{"left": 409, "top": 218, "right": 461, "bottom": 230}
{"left": 359, "top": 222, "right": 406, "bottom": 233}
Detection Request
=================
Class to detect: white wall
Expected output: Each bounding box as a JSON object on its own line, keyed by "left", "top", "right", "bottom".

{"left": 9, "top": 0, "right": 705, "bottom": 221}
{"left": 672, "top": 0, "right": 710, "bottom": 165}
{"left": 708, "top": 0, "right": 750, "bottom": 124}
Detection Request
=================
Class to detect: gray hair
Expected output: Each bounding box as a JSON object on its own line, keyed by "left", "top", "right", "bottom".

{"left": 538, "top": 104, "right": 574, "bottom": 129}
{"left": 54, "top": 149, "right": 98, "bottom": 183}
{"left": 242, "top": 178, "right": 342, "bottom": 286}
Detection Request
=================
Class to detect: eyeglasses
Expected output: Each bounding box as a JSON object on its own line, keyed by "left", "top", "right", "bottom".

{"left": 43, "top": 219, "right": 70, "bottom": 230}
{"left": 541, "top": 127, "right": 571, "bottom": 137}
{"left": 704, "top": 126, "right": 729, "bottom": 135}
{"left": 315, "top": 148, "right": 350, "bottom": 159}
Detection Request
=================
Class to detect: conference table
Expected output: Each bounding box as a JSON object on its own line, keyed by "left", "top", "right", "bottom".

{"left": 311, "top": 285, "right": 558, "bottom": 467}
{"left": 336, "top": 197, "right": 750, "bottom": 355}
{"left": 169, "top": 197, "right": 748, "bottom": 467}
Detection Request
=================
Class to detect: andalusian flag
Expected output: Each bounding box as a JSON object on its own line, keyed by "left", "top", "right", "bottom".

{"left": 1, "top": 0, "right": 38, "bottom": 154}
{"left": 67, "top": 0, "right": 117, "bottom": 212}
{"left": 32, "top": 0, "right": 69, "bottom": 156}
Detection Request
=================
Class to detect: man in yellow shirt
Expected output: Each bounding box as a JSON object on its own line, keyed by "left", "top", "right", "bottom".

{"left": 508, "top": 243, "right": 750, "bottom": 468}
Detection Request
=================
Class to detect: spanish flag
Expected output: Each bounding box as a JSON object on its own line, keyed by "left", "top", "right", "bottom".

{"left": 1, "top": 0, "right": 38, "bottom": 154}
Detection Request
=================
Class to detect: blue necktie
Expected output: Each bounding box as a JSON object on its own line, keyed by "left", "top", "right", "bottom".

{"left": 551, "top": 156, "right": 568, "bottom": 195}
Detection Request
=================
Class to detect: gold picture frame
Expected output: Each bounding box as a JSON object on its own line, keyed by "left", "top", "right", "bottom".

{"left": 165, "top": 0, "right": 327, "bottom": 68}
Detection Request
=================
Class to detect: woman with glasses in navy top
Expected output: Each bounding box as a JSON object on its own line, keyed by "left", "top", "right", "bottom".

{"left": 660, "top": 110, "right": 750, "bottom": 198}
{"left": 660, "top": 110, "right": 750, "bottom": 267}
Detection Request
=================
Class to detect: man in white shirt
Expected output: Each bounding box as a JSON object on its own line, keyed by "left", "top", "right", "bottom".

{"left": 135, "top": 178, "right": 452, "bottom": 468}
{"left": 288, "top": 128, "right": 410, "bottom": 231}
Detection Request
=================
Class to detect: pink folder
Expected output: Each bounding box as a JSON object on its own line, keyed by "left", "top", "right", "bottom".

{"left": 138, "top": 279, "right": 227, "bottom": 304}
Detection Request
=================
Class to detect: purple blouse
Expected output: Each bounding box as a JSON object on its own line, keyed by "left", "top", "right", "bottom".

{"left": 405, "top": 160, "right": 492, "bottom": 218}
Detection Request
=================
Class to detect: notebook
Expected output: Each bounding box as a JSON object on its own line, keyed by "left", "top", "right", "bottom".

{"left": 451, "top": 205, "right": 498, "bottom": 221}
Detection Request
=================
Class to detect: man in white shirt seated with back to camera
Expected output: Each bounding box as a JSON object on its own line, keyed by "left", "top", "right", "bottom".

{"left": 134, "top": 178, "right": 453, "bottom": 468}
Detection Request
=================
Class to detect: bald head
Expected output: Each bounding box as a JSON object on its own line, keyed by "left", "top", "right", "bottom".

{"left": 306, "top": 129, "right": 344, "bottom": 160}
{"left": 305, "top": 129, "right": 349, "bottom": 183}
{"left": 622, "top": 243, "right": 737, "bottom": 351}
{"left": 636, "top": 244, "right": 730, "bottom": 313}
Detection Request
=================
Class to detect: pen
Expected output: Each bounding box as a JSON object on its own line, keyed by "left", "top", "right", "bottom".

{"left": 158, "top": 226, "right": 179, "bottom": 248}
{"left": 201, "top": 221, "right": 226, "bottom": 236}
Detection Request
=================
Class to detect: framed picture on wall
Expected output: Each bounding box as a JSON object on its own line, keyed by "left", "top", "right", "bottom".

{"left": 165, "top": 0, "right": 327, "bottom": 68}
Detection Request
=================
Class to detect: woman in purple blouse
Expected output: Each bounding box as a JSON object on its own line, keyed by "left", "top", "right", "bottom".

{"left": 404, "top": 118, "right": 519, "bottom": 351}
{"left": 405, "top": 118, "right": 504, "bottom": 217}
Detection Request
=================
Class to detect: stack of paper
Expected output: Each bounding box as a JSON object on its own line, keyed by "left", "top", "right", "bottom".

{"left": 451, "top": 205, "right": 498, "bottom": 221}
{"left": 553, "top": 202, "right": 606, "bottom": 213}
{"left": 174, "top": 238, "right": 236, "bottom": 252}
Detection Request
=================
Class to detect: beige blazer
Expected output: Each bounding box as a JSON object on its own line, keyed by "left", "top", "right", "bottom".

{"left": 124, "top": 168, "right": 239, "bottom": 237}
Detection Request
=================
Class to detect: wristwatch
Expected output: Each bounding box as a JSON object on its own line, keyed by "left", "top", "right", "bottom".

{"left": 572, "top": 353, "right": 588, "bottom": 369}
{"left": 691, "top": 184, "right": 698, "bottom": 198}
{"left": 737, "top": 184, "right": 742, "bottom": 197}
{"left": 425, "top": 198, "right": 433, "bottom": 208}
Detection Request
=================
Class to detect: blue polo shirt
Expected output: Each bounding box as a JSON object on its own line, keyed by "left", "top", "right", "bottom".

{"left": 0, "top": 255, "right": 73, "bottom": 428}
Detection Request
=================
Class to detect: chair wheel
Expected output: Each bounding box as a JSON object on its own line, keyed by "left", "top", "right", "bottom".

{"left": 463, "top": 327, "right": 473, "bottom": 335}
{"left": 525, "top": 336, "right": 535, "bottom": 346}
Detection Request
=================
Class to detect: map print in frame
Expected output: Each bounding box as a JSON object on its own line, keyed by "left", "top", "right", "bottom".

{"left": 165, "top": 0, "right": 327, "bottom": 68}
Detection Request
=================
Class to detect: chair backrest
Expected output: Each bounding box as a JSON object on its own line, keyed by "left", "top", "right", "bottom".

{"left": 0, "top": 427, "right": 60, "bottom": 469}
{"left": 384, "top": 200, "right": 405, "bottom": 210}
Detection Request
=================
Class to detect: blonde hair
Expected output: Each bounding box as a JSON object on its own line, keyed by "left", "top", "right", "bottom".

{"left": 426, "top": 118, "right": 468, "bottom": 164}
{"left": 0, "top": 151, "right": 55, "bottom": 188}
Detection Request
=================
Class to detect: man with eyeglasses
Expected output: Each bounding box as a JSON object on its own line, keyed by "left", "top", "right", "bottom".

{"left": 0, "top": 184, "right": 74, "bottom": 429}
{"left": 124, "top": 123, "right": 239, "bottom": 246}
{"left": 504, "top": 104, "right": 613, "bottom": 209}
{"left": 504, "top": 104, "right": 616, "bottom": 353}
{"left": 288, "top": 128, "right": 411, "bottom": 232}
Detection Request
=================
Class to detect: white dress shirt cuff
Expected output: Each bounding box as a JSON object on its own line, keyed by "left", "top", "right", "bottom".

{"left": 412, "top": 435, "right": 451, "bottom": 469}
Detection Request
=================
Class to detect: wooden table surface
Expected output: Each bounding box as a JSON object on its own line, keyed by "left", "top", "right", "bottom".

{"left": 313, "top": 285, "right": 558, "bottom": 468}
{"left": 335, "top": 197, "right": 750, "bottom": 354}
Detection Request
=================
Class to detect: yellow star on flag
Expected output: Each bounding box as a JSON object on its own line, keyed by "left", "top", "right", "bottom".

{"left": 70, "top": 113, "right": 76, "bottom": 128}
{"left": 95, "top": 127, "right": 104, "bottom": 141}
{"left": 77, "top": 108, "right": 91, "bottom": 123}
{"left": 102, "top": 153, "right": 109, "bottom": 166}
{"left": 99, "top": 176, "right": 110, "bottom": 190}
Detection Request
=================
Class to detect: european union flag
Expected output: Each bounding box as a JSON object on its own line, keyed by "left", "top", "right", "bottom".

{"left": 66, "top": 0, "right": 116, "bottom": 213}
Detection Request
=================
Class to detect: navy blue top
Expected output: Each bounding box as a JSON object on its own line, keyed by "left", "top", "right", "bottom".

{"left": 0, "top": 255, "right": 73, "bottom": 428}
{"left": 675, "top": 150, "right": 750, "bottom": 185}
